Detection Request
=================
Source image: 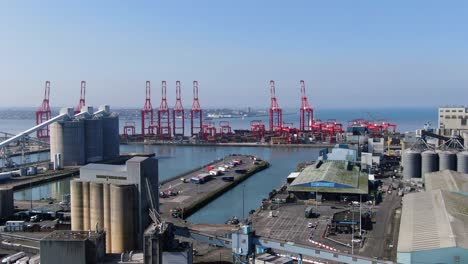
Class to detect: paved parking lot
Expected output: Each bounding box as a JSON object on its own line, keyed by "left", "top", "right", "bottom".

{"left": 251, "top": 203, "right": 353, "bottom": 251}
{"left": 159, "top": 154, "right": 260, "bottom": 219}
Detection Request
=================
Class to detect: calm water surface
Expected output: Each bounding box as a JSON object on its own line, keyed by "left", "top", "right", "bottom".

{"left": 14, "top": 145, "right": 319, "bottom": 224}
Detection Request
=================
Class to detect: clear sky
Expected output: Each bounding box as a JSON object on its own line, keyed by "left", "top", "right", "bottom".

{"left": 1, "top": 1, "right": 467, "bottom": 109}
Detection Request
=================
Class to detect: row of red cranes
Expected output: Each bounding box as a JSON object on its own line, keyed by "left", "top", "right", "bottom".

{"left": 34, "top": 80, "right": 396, "bottom": 143}
{"left": 267, "top": 80, "right": 345, "bottom": 142}
{"left": 135, "top": 80, "right": 204, "bottom": 139}
{"left": 35, "top": 81, "right": 87, "bottom": 139}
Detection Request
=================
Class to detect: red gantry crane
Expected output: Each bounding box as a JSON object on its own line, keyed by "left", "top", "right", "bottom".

{"left": 141, "top": 81, "right": 157, "bottom": 136}
{"left": 268, "top": 80, "right": 282, "bottom": 132}
{"left": 250, "top": 120, "right": 265, "bottom": 139}
{"left": 74, "top": 81, "right": 86, "bottom": 114}
{"left": 299, "top": 80, "right": 314, "bottom": 131}
{"left": 123, "top": 121, "right": 136, "bottom": 137}
{"left": 219, "top": 121, "right": 232, "bottom": 136}
{"left": 158, "top": 81, "right": 171, "bottom": 139}
{"left": 36, "top": 81, "right": 51, "bottom": 139}
{"left": 190, "top": 81, "right": 203, "bottom": 136}
{"left": 172, "top": 81, "right": 185, "bottom": 137}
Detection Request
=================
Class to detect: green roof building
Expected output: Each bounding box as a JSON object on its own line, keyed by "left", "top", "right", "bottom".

{"left": 288, "top": 161, "right": 368, "bottom": 200}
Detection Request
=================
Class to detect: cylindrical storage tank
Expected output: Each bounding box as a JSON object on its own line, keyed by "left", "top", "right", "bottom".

{"left": 70, "top": 180, "right": 83, "bottom": 230}
{"left": 85, "top": 118, "right": 104, "bottom": 163}
{"left": 110, "top": 184, "right": 135, "bottom": 253}
{"left": 50, "top": 120, "right": 86, "bottom": 166}
{"left": 103, "top": 183, "right": 112, "bottom": 253}
{"left": 49, "top": 122, "right": 64, "bottom": 168}
{"left": 457, "top": 151, "right": 468, "bottom": 173}
{"left": 421, "top": 151, "right": 439, "bottom": 178}
{"left": 403, "top": 150, "right": 421, "bottom": 179}
{"left": 439, "top": 151, "right": 457, "bottom": 171}
{"left": 82, "top": 181, "right": 90, "bottom": 231}
{"left": 102, "top": 114, "right": 120, "bottom": 160}
{"left": 90, "top": 182, "right": 104, "bottom": 231}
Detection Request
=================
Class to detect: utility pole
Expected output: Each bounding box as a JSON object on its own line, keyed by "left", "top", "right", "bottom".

{"left": 242, "top": 184, "right": 245, "bottom": 223}
{"left": 359, "top": 194, "right": 362, "bottom": 236}
{"left": 351, "top": 207, "right": 354, "bottom": 255}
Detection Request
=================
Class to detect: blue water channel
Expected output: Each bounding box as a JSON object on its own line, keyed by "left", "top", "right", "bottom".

{"left": 14, "top": 145, "right": 319, "bottom": 224}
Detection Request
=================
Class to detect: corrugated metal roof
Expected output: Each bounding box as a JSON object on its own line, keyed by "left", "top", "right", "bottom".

{"left": 288, "top": 161, "right": 368, "bottom": 194}
{"left": 424, "top": 170, "right": 468, "bottom": 193}
{"left": 398, "top": 189, "right": 468, "bottom": 252}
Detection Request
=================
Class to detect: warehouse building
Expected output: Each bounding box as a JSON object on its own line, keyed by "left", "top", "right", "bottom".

{"left": 288, "top": 160, "right": 368, "bottom": 201}
{"left": 71, "top": 156, "right": 158, "bottom": 254}
{"left": 397, "top": 189, "right": 468, "bottom": 264}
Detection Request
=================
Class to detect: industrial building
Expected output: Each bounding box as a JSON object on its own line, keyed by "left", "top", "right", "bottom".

{"left": 40, "top": 230, "right": 106, "bottom": 264}
{"left": 288, "top": 160, "right": 368, "bottom": 201}
{"left": 71, "top": 156, "right": 158, "bottom": 254}
{"left": 438, "top": 107, "right": 468, "bottom": 131}
{"left": 424, "top": 170, "right": 468, "bottom": 192}
{"left": 319, "top": 145, "right": 357, "bottom": 162}
{"left": 398, "top": 170, "right": 468, "bottom": 263}
{"left": 50, "top": 105, "right": 119, "bottom": 167}
{"left": 397, "top": 189, "right": 468, "bottom": 264}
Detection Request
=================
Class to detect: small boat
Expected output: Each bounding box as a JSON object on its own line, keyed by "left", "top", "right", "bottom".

{"left": 222, "top": 176, "right": 234, "bottom": 182}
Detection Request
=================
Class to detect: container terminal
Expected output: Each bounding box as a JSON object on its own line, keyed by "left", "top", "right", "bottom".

{"left": 0, "top": 82, "right": 467, "bottom": 263}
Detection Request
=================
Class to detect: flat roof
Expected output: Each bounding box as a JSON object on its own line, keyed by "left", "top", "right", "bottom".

{"left": 80, "top": 163, "right": 127, "bottom": 173}
{"left": 288, "top": 161, "right": 368, "bottom": 194}
{"left": 398, "top": 189, "right": 468, "bottom": 252}
{"left": 424, "top": 170, "right": 468, "bottom": 193}
{"left": 42, "top": 230, "right": 104, "bottom": 241}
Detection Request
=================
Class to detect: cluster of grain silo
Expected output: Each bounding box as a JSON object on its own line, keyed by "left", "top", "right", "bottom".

{"left": 50, "top": 105, "right": 119, "bottom": 167}
{"left": 403, "top": 148, "right": 468, "bottom": 179}
{"left": 71, "top": 179, "right": 136, "bottom": 253}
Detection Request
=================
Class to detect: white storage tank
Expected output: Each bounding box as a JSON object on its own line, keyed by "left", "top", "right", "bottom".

{"left": 421, "top": 150, "right": 439, "bottom": 177}
{"left": 439, "top": 151, "right": 457, "bottom": 171}
{"left": 85, "top": 118, "right": 104, "bottom": 163}
{"left": 102, "top": 113, "right": 120, "bottom": 160}
{"left": 403, "top": 150, "right": 421, "bottom": 179}
{"left": 457, "top": 151, "right": 468, "bottom": 174}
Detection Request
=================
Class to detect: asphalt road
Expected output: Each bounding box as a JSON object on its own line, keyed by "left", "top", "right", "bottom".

{"left": 359, "top": 188, "right": 401, "bottom": 259}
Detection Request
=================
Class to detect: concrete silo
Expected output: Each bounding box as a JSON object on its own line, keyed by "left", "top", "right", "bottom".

{"left": 50, "top": 120, "right": 86, "bottom": 166}
{"left": 85, "top": 118, "right": 104, "bottom": 163}
{"left": 102, "top": 113, "right": 120, "bottom": 160}
{"left": 457, "top": 151, "right": 468, "bottom": 174}
{"left": 110, "top": 184, "right": 136, "bottom": 253}
{"left": 103, "top": 183, "right": 112, "bottom": 253}
{"left": 82, "top": 181, "right": 90, "bottom": 231}
{"left": 70, "top": 180, "right": 83, "bottom": 230}
{"left": 421, "top": 151, "right": 439, "bottom": 178}
{"left": 90, "top": 182, "right": 104, "bottom": 231}
{"left": 403, "top": 150, "right": 422, "bottom": 179}
{"left": 439, "top": 151, "right": 457, "bottom": 171}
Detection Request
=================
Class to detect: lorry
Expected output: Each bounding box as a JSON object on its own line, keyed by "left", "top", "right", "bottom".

{"left": 305, "top": 206, "right": 320, "bottom": 218}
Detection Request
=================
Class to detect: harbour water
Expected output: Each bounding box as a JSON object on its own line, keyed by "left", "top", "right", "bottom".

{"left": 14, "top": 145, "right": 319, "bottom": 224}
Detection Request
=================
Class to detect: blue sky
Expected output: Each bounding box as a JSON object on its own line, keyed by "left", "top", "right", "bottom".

{"left": 1, "top": 1, "right": 467, "bottom": 109}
